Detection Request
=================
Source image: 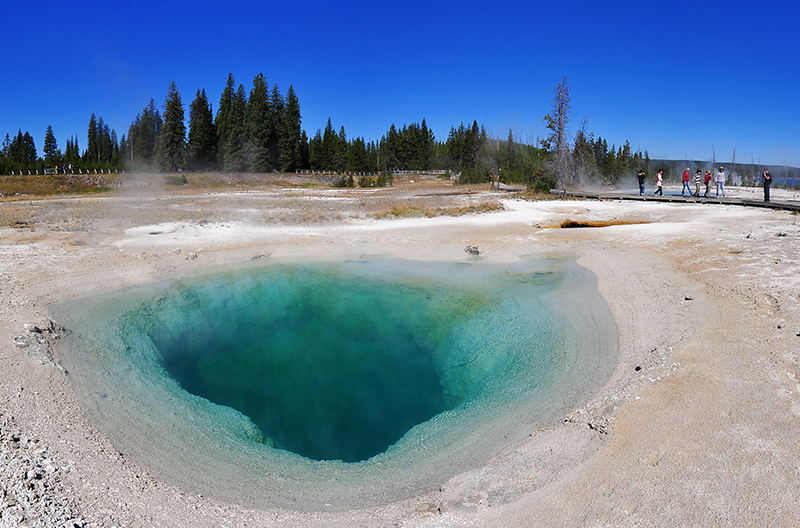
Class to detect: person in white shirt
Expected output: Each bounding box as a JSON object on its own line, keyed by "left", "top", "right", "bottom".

{"left": 715, "top": 167, "right": 726, "bottom": 198}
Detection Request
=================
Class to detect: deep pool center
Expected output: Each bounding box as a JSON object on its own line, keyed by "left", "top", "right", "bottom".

{"left": 51, "top": 256, "right": 617, "bottom": 511}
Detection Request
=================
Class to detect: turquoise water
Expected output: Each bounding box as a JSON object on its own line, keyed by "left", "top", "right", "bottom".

{"left": 51, "top": 257, "right": 616, "bottom": 510}
{"left": 148, "top": 266, "right": 486, "bottom": 462}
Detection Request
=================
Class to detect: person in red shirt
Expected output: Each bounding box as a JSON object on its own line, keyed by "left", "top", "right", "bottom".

{"left": 703, "top": 169, "right": 713, "bottom": 197}
{"left": 681, "top": 168, "right": 692, "bottom": 196}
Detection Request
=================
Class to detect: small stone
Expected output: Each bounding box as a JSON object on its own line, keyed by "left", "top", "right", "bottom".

{"left": 23, "top": 323, "right": 43, "bottom": 333}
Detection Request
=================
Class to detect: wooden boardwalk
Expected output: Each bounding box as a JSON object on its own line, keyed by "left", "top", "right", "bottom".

{"left": 553, "top": 190, "right": 800, "bottom": 213}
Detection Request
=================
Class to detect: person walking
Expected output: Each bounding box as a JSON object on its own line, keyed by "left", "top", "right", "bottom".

{"left": 703, "top": 169, "right": 713, "bottom": 197}
{"left": 693, "top": 170, "right": 702, "bottom": 196}
{"left": 763, "top": 169, "right": 772, "bottom": 202}
{"left": 681, "top": 168, "right": 692, "bottom": 196}
{"left": 715, "top": 167, "right": 727, "bottom": 197}
{"left": 637, "top": 170, "right": 646, "bottom": 195}
{"left": 654, "top": 170, "right": 663, "bottom": 195}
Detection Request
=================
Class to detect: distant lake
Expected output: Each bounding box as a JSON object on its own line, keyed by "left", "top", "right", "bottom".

{"left": 757, "top": 177, "right": 799, "bottom": 187}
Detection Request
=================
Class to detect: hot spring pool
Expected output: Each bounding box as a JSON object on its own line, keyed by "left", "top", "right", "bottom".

{"left": 51, "top": 256, "right": 616, "bottom": 510}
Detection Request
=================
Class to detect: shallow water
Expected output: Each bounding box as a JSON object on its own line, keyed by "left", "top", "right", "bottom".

{"left": 51, "top": 256, "right": 617, "bottom": 510}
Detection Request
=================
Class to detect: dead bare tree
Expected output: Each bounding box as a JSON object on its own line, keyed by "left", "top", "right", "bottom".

{"left": 541, "top": 77, "right": 573, "bottom": 189}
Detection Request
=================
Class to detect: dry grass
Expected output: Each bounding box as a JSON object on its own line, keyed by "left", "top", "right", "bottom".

{"left": 0, "top": 201, "right": 33, "bottom": 228}
{"left": 0, "top": 174, "right": 521, "bottom": 231}
{"left": 517, "top": 190, "right": 563, "bottom": 201}
{"left": 370, "top": 199, "right": 504, "bottom": 219}
{"left": 0, "top": 173, "right": 120, "bottom": 196}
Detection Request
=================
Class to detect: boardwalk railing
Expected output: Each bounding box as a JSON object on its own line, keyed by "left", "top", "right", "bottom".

{"left": 552, "top": 189, "right": 800, "bottom": 213}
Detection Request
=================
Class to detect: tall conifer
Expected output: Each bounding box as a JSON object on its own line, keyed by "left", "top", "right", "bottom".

{"left": 243, "top": 73, "right": 271, "bottom": 172}
{"left": 279, "top": 85, "right": 301, "bottom": 172}
{"left": 216, "top": 73, "right": 236, "bottom": 168}
{"left": 268, "top": 84, "right": 284, "bottom": 170}
{"left": 187, "top": 88, "right": 217, "bottom": 170}
{"left": 223, "top": 84, "right": 247, "bottom": 172}
{"left": 43, "top": 125, "right": 58, "bottom": 164}
{"left": 158, "top": 81, "right": 187, "bottom": 171}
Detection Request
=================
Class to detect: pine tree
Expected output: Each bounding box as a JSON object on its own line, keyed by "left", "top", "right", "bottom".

{"left": 223, "top": 84, "right": 247, "bottom": 172}
{"left": 419, "top": 118, "right": 434, "bottom": 170}
{"left": 118, "top": 134, "right": 127, "bottom": 167}
{"left": 572, "top": 117, "right": 596, "bottom": 183}
{"left": 110, "top": 129, "right": 119, "bottom": 167}
{"left": 97, "top": 117, "right": 113, "bottom": 164}
{"left": 85, "top": 114, "right": 98, "bottom": 165}
{"left": 333, "top": 126, "right": 348, "bottom": 172}
{"left": 446, "top": 123, "right": 466, "bottom": 170}
{"left": 187, "top": 88, "right": 217, "bottom": 170}
{"left": 216, "top": 73, "right": 236, "bottom": 168}
{"left": 9, "top": 131, "right": 28, "bottom": 167}
{"left": 380, "top": 124, "right": 399, "bottom": 170}
{"left": 321, "top": 118, "right": 337, "bottom": 170}
{"left": 279, "top": 85, "right": 301, "bottom": 172}
{"left": 43, "top": 125, "right": 59, "bottom": 164}
{"left": 299, "top": 129, "right": 310, "bottom": 170}
{"left": 158, "top": 81, "right": 187, "bottom": 171}
{"left": 347, "top": 136, "right": 368, "bottom": 172}
{"left": 268, "top": 84, "right": 285, "bottom": 170}
{"left": 309, "top": 129, "right": 323, "bottom": 170}
{"left": 64, "top": 135, "right": 80, "bottom": 167}
{"left": 127, "top": 99, "right": 163, "bottom": 168}
{"left": 243, "top": 73, "right": 271, "bottom": 172}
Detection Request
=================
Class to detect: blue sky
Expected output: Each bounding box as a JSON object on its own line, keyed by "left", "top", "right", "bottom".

{"left": 3, "top": 1, "right": 799, "bottom": 166}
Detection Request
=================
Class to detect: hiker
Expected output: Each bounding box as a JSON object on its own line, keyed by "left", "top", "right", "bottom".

{"left": 715, "top": 167, "right": 727, "bottom": 197}
{"left": 637, "top": 170, "right": 646, "bottom": 195}
{"left": 693, "top": 170, "right": 702, "bottom": 196}
{"left": 654, "top": 170, "right": 663, "bottom": 196}
{"left": 703, "top": 169, "right": 713, "bottom": 197}
{"left": 763, "top": 169, "right": 772, "bottom": 202}
{"left": 681, "top": 168, "right": 692, "bottom": 196}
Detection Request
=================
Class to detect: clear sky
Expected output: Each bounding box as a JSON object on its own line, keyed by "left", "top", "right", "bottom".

{"left": 3, "top": 0, "right": 798, "bottom": 166}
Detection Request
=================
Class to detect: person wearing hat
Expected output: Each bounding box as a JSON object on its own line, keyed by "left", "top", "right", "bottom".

{"left": 715, "top": 167, "right": 727, "bottom": 197}
{"left": 763, "top": 169, "right": 772, "bottom": 202}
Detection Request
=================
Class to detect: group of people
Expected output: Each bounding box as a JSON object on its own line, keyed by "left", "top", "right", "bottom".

{"left": 637, "top": 167, "right": 773, "bottom": 202}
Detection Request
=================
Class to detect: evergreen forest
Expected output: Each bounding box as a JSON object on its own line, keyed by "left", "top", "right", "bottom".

{"left": 2, "top": 75, "right": 797, "bottom": 190}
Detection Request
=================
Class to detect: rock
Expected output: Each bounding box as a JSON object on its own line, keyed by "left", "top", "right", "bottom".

{"left": 588, "top": 419, "right": 611, "bottom": 434}
{"left": 23, "top": 323, "right": 43, "bottom": 333}
{"left": 464, "top": 245, "right": 481, "bottom": 255}
{"left": 12, "top": 318, "right": 66, "bottom": 370}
